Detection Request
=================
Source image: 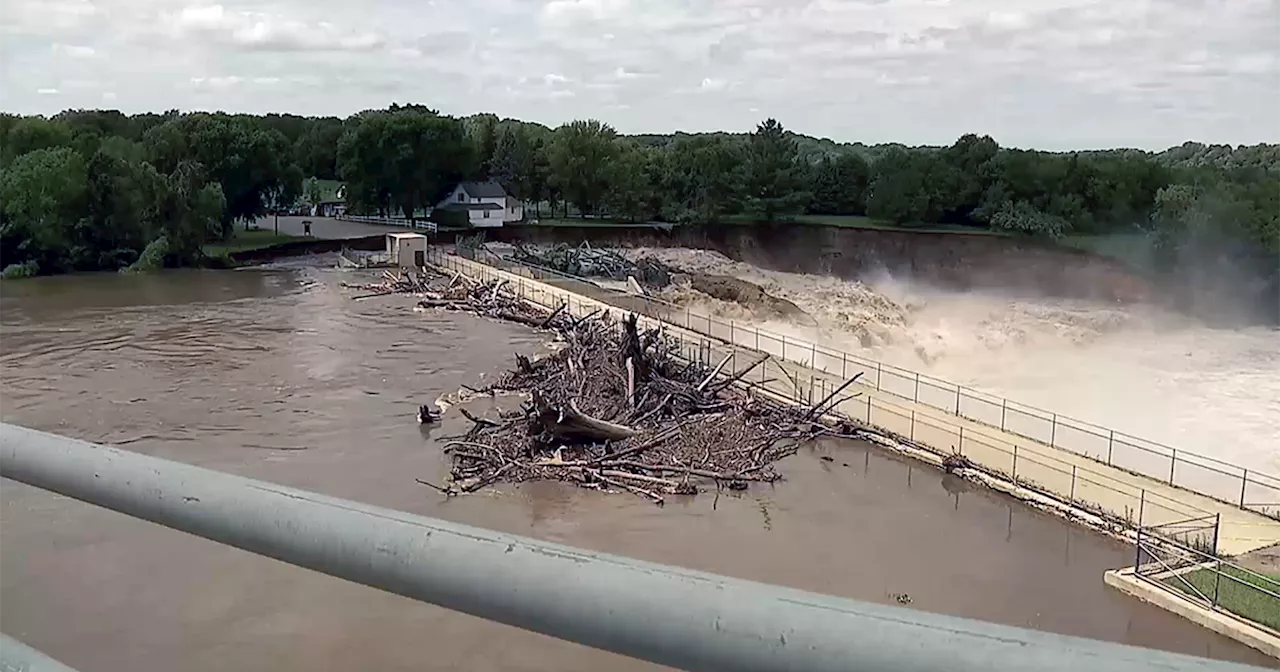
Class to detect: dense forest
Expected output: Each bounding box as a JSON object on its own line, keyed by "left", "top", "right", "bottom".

{"left": 1, "top": 106, "right": 1276, "bottom": 308}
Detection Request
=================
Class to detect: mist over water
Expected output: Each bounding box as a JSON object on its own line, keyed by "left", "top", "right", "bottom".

{"left": 628, "top": 248, "right": 1280, "bottom": 476}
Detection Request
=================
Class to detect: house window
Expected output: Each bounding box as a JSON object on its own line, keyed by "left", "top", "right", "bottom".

{"left": 457, "top": 192, "right": 464, "bottom": 202}
{"left": 484, "top": 209, "right": 491, "bottom": 218}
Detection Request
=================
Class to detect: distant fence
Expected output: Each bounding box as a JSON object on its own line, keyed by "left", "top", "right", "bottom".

{"left": 337, "top": 214, "right": 437, "bottom": 233}
{"left": 444, "top": 245, "right": 1280, "bottom": 523}
{"left": 425, "top": 248, "right": 1240, "bottom": 549}
{"left": 1134, "top": 525, "right": 1280, "bottom": 633}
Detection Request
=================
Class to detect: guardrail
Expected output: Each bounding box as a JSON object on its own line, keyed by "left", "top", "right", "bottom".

{"left": 426, "top": 247, "right": 1220, "bottom": 547}
{"left": 0, "top": 423, "right": 1266, "bottom": 672}
{"left": 337, "top": 214, "right": 438, "bottom": 233}
{"left": 450, "top": 244, "right": 1279, "bottom": 522}
{"left": 1134, "top": 526, "right": 1280, "bottom": 635}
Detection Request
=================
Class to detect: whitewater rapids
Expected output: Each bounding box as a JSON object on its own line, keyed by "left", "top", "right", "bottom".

{"left": 623, "top": 247, "right": 1280, "bottom": 476}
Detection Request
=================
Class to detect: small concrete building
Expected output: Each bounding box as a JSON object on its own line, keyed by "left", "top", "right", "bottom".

{"left": 385, "top": 233, "right": 428, "bottom": 268}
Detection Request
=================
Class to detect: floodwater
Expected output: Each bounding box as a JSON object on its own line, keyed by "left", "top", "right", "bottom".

{"left": 0, "top": 259, "right": 1274, "bottom": 671}
{"left": 624, "top": 247, "right": 1280, "bottom": 477}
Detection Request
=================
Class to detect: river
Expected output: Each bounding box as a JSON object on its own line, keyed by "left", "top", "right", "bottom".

{"left": 0, "top": 259, "right": 1274, "bottom": 670}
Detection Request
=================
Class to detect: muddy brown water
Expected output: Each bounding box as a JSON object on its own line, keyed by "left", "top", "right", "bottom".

{"left": 1, "top": 259, "right": 1274, "bottom": 671}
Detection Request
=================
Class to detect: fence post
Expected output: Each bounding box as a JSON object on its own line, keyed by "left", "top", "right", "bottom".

{"left": 1070, "top": 466, "right": 1077, "bottom": 500}
{"left": 1168, "top": 449, "right": 1176, "bottom": 485}
{"left": 1213, "top": 560, "right": 1223, "bottom": 607}
{"left": 1050, "top": 414, "right": 1057, "bottom": 447}
{"left": 910, "top": 411, "right": 915, "bottom": 441}
{"left": 1107, "top": 430, "right": 1114, "bottom": 464}
{"left": 1012, "top": 445, "right": 1018, "bottom": 480}
{"left": 1240, "top": 469, "right": 1249, "bottom": 508}
{"left": 781, "top": 334, "right": 787, "bottom": 360}
{"left": 1212, "top": 513, "right": 1221, "bottom": 557}
{"left": 841, "top": 353, "right": 847, "bottom": 378}
{"left": 875, "top": 363, "right": 882, "bottom": 390}
{"left": 1138, "top": 489, "right": 1146, "bottom": 526}
{"left": 866, "top": 395, "right": 872, "bottom": 423}
{"left": 755, "top": 328, "right": 760, "bottom": 351}
{"left": 730, "top": 321, "right": 735, "bottom": 345}
{"left": 955, "top": 386, "right": 961, "bottom": 415}
{"left": 1134, "top": 526, "right": 1142, "bottom": 570}
{"left": 810, "top": 343, "right": 817, "bottom": 370}
{"left": 1000, "top": 399, "right": 1007, "bottom": 430}
{"left": 914, "top": 373, "right": 920, "bottom": 402}
{"left": 958, "top": 426, "right": 964, "bottom": 455}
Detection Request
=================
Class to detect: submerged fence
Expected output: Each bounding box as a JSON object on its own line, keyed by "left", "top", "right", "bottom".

{"left": 1135, "top": 524, "right": 1280, "bottom": 634}
{"left": 4, "top": 423, "right": 1261, "bottom": 672}
{"left": 440, "top": 244, "right": 1280, "bottom": 524}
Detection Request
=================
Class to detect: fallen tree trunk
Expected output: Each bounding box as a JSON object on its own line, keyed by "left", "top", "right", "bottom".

{"left": 532, "top": 393, "right": 638, "bottom": 444}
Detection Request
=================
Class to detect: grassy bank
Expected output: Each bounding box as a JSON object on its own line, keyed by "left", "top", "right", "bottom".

{"left": 1166, "top": 566, "right": 1280, "bottom": 631}
{"left": 203, "top": 227, "right": 308, "bottom": 258}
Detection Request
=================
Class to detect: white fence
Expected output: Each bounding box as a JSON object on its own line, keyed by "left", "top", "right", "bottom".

{"left": 337, "top": 214, "right": 437, "bottom": 233}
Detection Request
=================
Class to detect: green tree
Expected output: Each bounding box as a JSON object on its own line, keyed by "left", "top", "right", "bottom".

{"left": 549, "top": 120, "right": 618, "bottom": 217}
{"left": 664, "top": 136, "right": 746, "bottom": 223}
{"left": 2, "top": 118, "right": 74, "bottom": 166}
{"left": 0, "top": 147, "right": 87, "bottom": 272}
{"left": 745, "top": 119, "right": 807, "bottom": 223}
{"left": 808, "top": 153, "right": 870, "bottom": 215}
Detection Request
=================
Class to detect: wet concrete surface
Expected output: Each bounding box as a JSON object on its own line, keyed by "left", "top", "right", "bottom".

{"left": 1, "top": 263, "right": 1274, "bottom": 670}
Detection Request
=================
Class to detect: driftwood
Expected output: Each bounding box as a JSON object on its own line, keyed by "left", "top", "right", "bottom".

{"left": 371, "top": 252, "right": 832, "bottom": 504}
{"left": 531, "top": 392, "right": 638, "bottom": 444}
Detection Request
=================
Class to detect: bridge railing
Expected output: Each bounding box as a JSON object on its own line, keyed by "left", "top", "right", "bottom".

{"left": 447, "top": 244, "right": 1279, "bottom": 522}
{"left": 0, "top": 423, "right": 1261, "bottom": 672}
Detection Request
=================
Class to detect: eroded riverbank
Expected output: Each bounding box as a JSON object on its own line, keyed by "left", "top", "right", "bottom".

{"left": 1, "top": 261, "right": 1274, "bottom": 670}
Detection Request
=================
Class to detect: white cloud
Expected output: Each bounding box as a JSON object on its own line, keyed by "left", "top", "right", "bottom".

{"left": 0, "top": 0, "right": 1276, "bottom": 149}
{"left": 37, "top": 88, "right": 60, "bottom": 95}
{"left": 53, "top": 43, "right": 97, "bottom": 58}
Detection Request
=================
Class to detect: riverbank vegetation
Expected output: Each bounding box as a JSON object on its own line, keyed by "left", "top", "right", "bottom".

{"left": 2, "top": 108, "right": 1275, "bottom": 301}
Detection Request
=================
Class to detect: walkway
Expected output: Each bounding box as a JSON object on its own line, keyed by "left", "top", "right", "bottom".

{"left": 432, "top": 250, "right": 1280, "bottom": 557}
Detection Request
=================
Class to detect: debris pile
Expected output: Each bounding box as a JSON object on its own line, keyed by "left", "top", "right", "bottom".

{"left": 508, "top": 242, "right": 672, "bottom": 287}
{"left": 429, "top": 307, "right": 856, "bottom": 504}
{"left": 342, "top": 269, "right": 434, "bottom": 297}
{"left": 338, "top": 260, "right": 859, "bottom": 504}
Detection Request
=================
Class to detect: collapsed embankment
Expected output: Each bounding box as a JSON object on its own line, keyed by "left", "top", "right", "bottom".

{"left": 482, "top": 223, "right": 1152, "bottom": 304}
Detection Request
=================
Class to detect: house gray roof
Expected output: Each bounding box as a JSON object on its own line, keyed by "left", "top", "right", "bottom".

{"left": 441, "top": 202, "right": 504, "bottom": 211}
{"left": 459, "top": 181, "right": 509, "bottom": 199}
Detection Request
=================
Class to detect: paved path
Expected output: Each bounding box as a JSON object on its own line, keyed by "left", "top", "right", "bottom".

{"left": 434, "top": 250, "right": 1280, "bottom": 557}
{"left": 254, "top": 216, "right": 414, "bottom": 240}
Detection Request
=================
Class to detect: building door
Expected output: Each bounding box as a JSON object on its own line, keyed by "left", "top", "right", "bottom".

{"left": 414, "top": 250, "right": 425, "bottom": 267}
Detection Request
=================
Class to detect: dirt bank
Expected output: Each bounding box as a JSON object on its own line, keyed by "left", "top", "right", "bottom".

{"left": 482, "top": 223, "right": 1151, "bottom": 304}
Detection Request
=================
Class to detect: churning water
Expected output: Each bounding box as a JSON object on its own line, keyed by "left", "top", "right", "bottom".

{"left": 628, "top": 248, "right": 1280, "bottom": 477}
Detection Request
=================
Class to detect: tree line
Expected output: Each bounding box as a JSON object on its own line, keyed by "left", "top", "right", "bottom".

{"left": 1, "top": 107, "right": 1276, "bottom": 285}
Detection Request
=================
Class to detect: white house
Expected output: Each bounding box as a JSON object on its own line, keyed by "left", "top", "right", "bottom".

{"left": 385, "top": 232, "right": 428, "bottom": 268}
{"left": 435, "top": 181, "right": 523, "bottom": 228}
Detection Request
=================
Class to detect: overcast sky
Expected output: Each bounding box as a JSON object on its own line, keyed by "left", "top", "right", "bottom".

{"left": 2, "top": 0, "right": 1277, "bottom": 150}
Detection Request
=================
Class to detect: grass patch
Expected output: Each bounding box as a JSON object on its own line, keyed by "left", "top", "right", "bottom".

{"left": 1166, "top": 566, "right": 1280, "bottom": 631}
{"left": 203, "top": 227, "right": 308, "bottom": 257}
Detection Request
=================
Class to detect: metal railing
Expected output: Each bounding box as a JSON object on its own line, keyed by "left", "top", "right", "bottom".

{"left": 1134, "top": 526, "right": 1280, "bottom": 634}
{"left": 447, "top": 244, "right": 1280, "bottom": 521}
{"left": 337, "top": 214, "right": 438, "bottom": 233}
{"left": 3, "top": 423, "right": 1263, "bottom": 671}
{"left": 425, "top": 248, "right": 1220, "bottom": 547}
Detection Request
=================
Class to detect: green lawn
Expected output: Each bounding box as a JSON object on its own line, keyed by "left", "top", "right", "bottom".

{"left": 203, "top": 227, "right": 307, "bottom": 257}
{"left": 1166, "top": 566, "right": 1280, "bottom": 631}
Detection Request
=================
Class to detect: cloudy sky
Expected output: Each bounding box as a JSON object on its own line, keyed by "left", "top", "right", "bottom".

{"left": 2, "top": 0, "right": 1277, "bottom": 150}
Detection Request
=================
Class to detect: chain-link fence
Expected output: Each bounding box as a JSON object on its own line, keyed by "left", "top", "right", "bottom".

{"left": 441, "top": 244, "right": 1279, "bottom": 522}
{"left": 426, "top": 246, "right": 1238, "bottom": 548}
{"left": 1135, "top": 524, "right": 1280, "bottom": 633}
